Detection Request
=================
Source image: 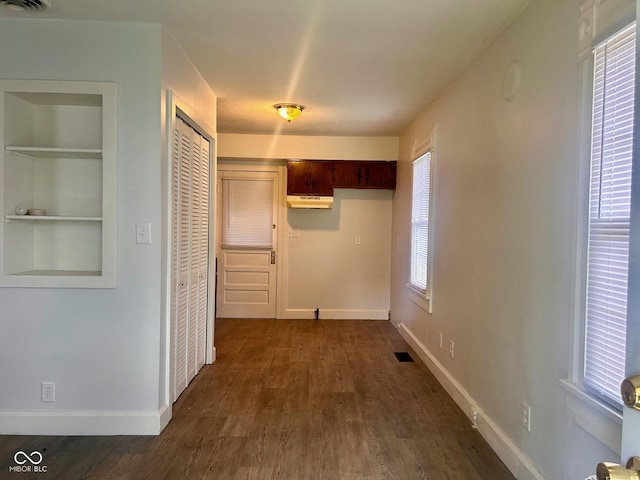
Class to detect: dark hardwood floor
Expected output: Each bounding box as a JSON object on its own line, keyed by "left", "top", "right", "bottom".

{"left": 0, "top": 319, "right": 515, "bottom": 479}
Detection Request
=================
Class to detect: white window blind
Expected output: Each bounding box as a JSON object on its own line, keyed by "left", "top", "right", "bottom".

{"left": 222, "top": 178, "right": 273, "bottom": 249}
{"left": 584, "top": 22, "right": 635, "bottom": 407}
{"left": 410, "top": 151, "right": 432, "bottom": 293}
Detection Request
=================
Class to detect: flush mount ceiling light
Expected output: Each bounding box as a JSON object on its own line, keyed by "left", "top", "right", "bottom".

{"left": 274, "top": 103, "right": 304, "bottom": 123}
{"left": 0, "top": 0, "right": 51, "bottom": 11}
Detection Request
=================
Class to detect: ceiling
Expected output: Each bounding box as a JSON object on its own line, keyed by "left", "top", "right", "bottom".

{"left": 0, "top": 0, "right": 531, "bottom": 136}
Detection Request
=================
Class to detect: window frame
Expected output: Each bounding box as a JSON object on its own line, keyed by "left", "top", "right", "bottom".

{"left": 570, "top": 17, "right": 637, "bottom": 414}
{"left": 407, "top": 127, "right": 437, "bottom": 314}
{"left": 583, "top": 22, "right": 635, "bottom": 411}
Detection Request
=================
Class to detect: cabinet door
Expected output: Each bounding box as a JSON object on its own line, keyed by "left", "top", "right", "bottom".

{"left": 339, "top": 161, "right": 364, "bottom": 187}
{"left": 339, "top": 161, "right": 397, "bottom": 189}
{"left": 362, "top": 161, "right": 397, "bottom": 189}
{"left": 287, "top": 160, "right": 334, "bottom": 195}
{"left": 287, "top": 161, "right": 309, "bottom": 194}
{"left": 308, "top": 161, "right": 334, "bottom": 195}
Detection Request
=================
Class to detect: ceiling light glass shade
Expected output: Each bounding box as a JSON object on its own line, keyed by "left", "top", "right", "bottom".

{"left": 0, "top": 0, "right": 51, "bottom": 11}
{"left": 274, "top": 103, "right": 304, "bottom": 122}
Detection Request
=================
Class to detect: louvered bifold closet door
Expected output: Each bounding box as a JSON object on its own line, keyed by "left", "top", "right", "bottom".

{"left": 174, "top": 117, "right": 193, "bottom": 399}
{"left": 196, "top": 137, "right": 210, "bottom": 369}
{"left": 188, "top": 128, "right": 202, "bottom": 383}
{"left": 171, "top": 116, "right": 210, "bottom": 402}
{"left": 170, "top": 121, "right": 181, "bottom": 401}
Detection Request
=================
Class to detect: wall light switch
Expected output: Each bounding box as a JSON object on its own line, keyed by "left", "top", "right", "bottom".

{"left": 355, "top": 235, "right": 361, "bottom": 245}
{"left": 136, "top": 222, "right": 151, "bottom": 244}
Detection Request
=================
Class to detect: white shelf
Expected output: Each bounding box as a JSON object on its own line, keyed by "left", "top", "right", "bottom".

{"left": 5, "top": 215, "right": 102, "bottom": 222}
{"left": 5, "top": 146, "right": 102, "bottom": 159}
{"left": 11, "top": 269, "right": 101, "bottom": 277}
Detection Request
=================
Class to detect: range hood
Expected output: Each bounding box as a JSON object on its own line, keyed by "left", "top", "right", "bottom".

{"left": 286, "top": 195, "right": 333, "bottom": 209}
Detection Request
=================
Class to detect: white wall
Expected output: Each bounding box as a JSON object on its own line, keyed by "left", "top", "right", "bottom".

{"left": 218, "top": 133, "right": 398, "bottom": 161}
{"left": 287, "top": 188, "right": 392, "bottom": 319}
{"left": 390, "top": 0, "right": 622, "bottom": 478}
{"left": 0, "top": 19, "right": 164, "bottom": 434}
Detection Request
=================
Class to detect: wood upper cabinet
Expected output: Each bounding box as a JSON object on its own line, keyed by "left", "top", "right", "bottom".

{"left": 287, "top": 160, "right": 335, "bottom": 195}
{"left": 335, "top": 161, "right": 396, "bottom": 189}
{"left": 287, "top": 160, "right": 396, "bottom": 195}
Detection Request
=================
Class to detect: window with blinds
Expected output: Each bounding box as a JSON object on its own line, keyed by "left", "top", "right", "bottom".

{"left": 221, "top": 178, "right": 274, "bottom": 249}
{"left": 583, "top": 22, "right": 635, "bottom": 408}
{"left": 410, "top": 151, "right": 432, "bottom": 294}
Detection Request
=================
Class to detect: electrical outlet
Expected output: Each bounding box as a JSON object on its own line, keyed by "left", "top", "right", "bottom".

{"left": 471, "top": 410, "right": 479, "bottom": 429}
{"left": 449, "top": 340, "right": 455, "bottom": 358}
{"left": 522, "top": 402, "right": 531, "bottom": 432}
{"left": 354, "top": 235, "right": 361, "bottom": 245}
{"left": 439, "top": 332, "right": 443, "bottom": 349}
{"left": 41, "top": 382, "right": 55, "bottom": 403}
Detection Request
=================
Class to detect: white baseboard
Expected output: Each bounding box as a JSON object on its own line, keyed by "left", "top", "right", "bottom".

{"left": 207, "top": 346, "right": 217, "bottom": 364}
{"left": 396, "top": 322, "right": 545, "bottom": 480}
{"left": 0, "top": 407, "right": 169, "bottom": 436}
{"left": 285, "top": 308, "right": 389, "bottom": 320}
{"left": 159, "top": 404, "right": 172, "bottom": 433}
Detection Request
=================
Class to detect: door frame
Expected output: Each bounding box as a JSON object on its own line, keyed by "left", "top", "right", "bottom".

{"left": 216, "top": 160, "right": 287, "bottom": 319}
{"left": 162, "top": 90, "right": 217, "bottom": 417}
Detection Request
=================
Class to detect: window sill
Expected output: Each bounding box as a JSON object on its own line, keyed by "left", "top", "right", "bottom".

{"left": 406, "top": 284, "right": 432, "bottom": 314}
{"left": 559, "top": 379, "right": 622, "bottom": 454}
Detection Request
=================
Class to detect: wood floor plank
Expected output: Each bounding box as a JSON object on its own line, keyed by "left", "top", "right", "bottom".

{"left": 0, "top": 319, "right": 515, "bottom": 480}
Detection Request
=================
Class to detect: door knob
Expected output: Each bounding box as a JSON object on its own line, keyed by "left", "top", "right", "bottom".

{"left": 596, "top": 457, "right": 640, "bottom": 480}
{"left": 621, "top": 375, "right": 640, "bottom": 410}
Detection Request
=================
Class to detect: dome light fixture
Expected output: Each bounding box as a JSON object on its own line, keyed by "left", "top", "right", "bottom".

{"left": 0, "top": 0, "right": 51, "bottom": 11}
{"left": 274, "top": 103, "right": 304, "bottom": 123}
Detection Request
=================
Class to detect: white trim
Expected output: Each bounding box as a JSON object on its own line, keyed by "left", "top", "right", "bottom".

{"left": 560, "top": 379, "right": 622, "bottom": 454}
{"left": 159, "top": 404, "right": 172, "bottom": 433}
{"left": 0, "top": 408, "right": 167, "bottom": 436}
{"left": 210, "top": 346, "right": 217, "bottom": 363}
{"left": 578, "top": 0, "right": 635, "bottom": 60}
{"left": 409, "top": 124, "right": 438, "bottom": 309}
{"left": 284, "top": 308, "right": 389, "bottom": 320}
{"left": 396, "top": 322, "right": 545, "bottom": 480}
{"left": 216, "top": 161, "right": 287, "bottom": 320}
{"left": 406, "top": 283, "right": 432, "bottom": 314}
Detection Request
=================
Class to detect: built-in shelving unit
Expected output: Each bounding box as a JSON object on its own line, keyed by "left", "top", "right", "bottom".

{"left": 0, "top": 80, "right": 117, "bottom": 288}
{"left": 5, "top": 146, "right": 103, "bottom": 159}
{"left": 5, "top": 215, "right": 102, "bottom": 222}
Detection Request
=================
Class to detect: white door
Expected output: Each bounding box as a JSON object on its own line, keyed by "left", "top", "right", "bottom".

{"left": 216, "top": 171, "right": 278, "bottom": 318}
{"left": 171, "top": 116, "right": 210, "bottom": 402}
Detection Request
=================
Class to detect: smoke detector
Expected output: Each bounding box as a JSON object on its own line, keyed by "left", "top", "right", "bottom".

{"left": 0, "top": 0, "right": 51, "bottom": 11}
